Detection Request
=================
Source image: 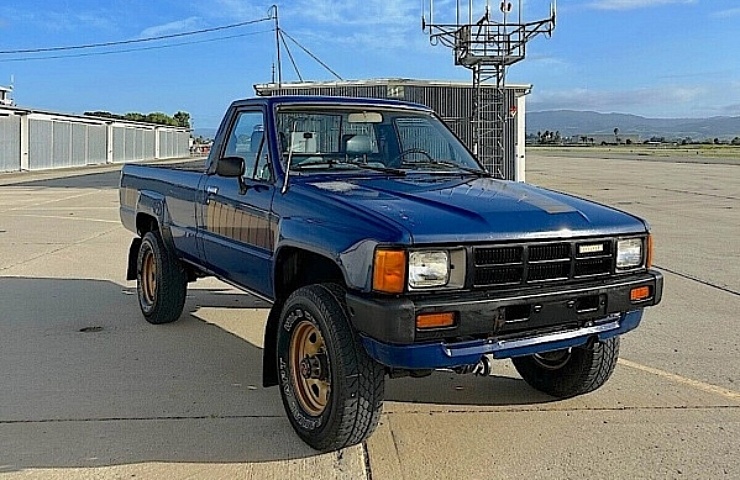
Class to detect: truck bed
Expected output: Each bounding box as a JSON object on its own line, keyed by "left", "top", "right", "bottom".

{"left": 139, "top": 158, "right": 207, "bottom": 172}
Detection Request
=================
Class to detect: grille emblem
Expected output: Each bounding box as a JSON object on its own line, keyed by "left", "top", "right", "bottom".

{"left": 578, "top": 244, "right": 604, "bottom": 255}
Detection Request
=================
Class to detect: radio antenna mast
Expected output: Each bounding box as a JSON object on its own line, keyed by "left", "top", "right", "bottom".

{"left": 422, "top": 0, "right": 555, "bottom": 174}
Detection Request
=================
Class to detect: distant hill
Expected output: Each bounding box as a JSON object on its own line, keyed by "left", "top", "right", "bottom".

{"left": 527, "top": 110, "right": 740, "bottom": 141}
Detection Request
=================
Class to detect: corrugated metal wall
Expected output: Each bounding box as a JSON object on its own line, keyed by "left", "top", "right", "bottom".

{"left": 2, "top": 110, "right": 190, "bottom": 172}
{"left": 0, "top": 115, "right": 21, "bottom": 172}
{"left": 112, "top": 126, "right": 171, "bottom": 163}
{"left": 87, "top": 124, "right": 107, "bottom": 164}
{"left": 28, "top": 119, "right": 54, "bottom": 170}
{"left": 256, "top": 83, "right": 520, "bottom": 180}
{"left": 157, "top": 130, "right": 190, "bottom": 159}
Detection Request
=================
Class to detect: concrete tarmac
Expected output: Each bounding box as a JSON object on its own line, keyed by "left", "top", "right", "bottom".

{"left": 0, "top": 154, "right": 738, "bottom": 479}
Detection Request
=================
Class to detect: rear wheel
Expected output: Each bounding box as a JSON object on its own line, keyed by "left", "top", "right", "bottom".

{"left": 512, "top": 337, "right": 620, "bottom": 398}
{"left": 136, "top": 231, "right": 187, "bottom": 324}
{"left": 277, "top": 284, "right": 385, "bottom": 451}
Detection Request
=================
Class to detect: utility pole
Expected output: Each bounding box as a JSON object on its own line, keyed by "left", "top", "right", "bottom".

{"left": 269, "top": 5, "right": 282, "bottom": 87}
{"left": 423, "top": 1, "right": 555, "bottom": 175}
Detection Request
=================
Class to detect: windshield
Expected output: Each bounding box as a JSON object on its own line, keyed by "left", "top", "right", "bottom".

{"left": 275, "top": 106, "right": 484, "bottom": 175}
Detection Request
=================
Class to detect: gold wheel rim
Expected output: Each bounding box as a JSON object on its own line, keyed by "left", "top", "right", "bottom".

{"left": 141, "top": 250, "right": 157, "bottom": 306}
{"left": 289, "top": 320, "right": 330, "bottom": 416}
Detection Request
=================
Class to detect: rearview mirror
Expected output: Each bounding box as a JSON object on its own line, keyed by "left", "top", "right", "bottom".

{"left": 216, "top": 156, "right": 245, "bottom": 177}
{"left": 348, "top": 112, "right": 383, "bottom": 123}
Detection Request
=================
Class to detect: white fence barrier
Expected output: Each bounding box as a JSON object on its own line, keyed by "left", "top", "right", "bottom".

{"left": 0, "top": 107, "right": 190, "bottom": 173}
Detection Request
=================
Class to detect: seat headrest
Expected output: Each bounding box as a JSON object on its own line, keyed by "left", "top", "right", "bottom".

{"left": 345, "top": 135, "right": 372, "bottom": 154}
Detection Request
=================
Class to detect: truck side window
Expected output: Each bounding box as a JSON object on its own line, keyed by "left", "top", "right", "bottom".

{"left": 224, "top": 111, "right": 264, "bottom": 179}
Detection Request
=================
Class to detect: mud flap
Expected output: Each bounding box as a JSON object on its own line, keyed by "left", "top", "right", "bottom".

{"left": 126, "top": 237, "right": 142, "bottom": 281}
{"left": 262, "top": 300, "right": 284, "bottom": 387}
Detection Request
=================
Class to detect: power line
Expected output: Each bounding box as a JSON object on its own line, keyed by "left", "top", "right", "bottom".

{"left": 279, "top": 29, "right": 343, "bottom": 81}
{"left": 278, "top": 31, "right": 303, "bottom": 82}
{"left": 0, "top": 17, "right": 271, "bottom": 55}
{"left": 0, "top": 29, "right": 274, "bottom": 63}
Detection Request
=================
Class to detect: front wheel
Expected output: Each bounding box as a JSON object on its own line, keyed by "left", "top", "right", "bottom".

{"left": 511, "top": 337, "right": 620, "bottom": 398}
{"left": 276, "top": 284, "right": 385, "bottom": 452}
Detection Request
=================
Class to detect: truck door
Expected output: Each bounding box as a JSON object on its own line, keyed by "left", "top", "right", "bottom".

{"left": 200, "top": 108, "right": 277, "bottom": 298}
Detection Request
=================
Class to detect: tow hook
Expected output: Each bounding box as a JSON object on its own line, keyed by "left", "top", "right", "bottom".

{"left": 453, "top": 355, "right": 492, "bottom": 377}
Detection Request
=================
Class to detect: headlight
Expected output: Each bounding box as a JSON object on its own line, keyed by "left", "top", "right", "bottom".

{"left": 409, "top": 251, "right": 449, "bottom": 288}
{"left": 616, "top": 238, "right": 643, "bottom": 270}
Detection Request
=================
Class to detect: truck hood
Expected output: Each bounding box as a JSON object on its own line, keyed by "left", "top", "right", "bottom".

{"left": 305, "top": 176, "right": 646, "bottom": 244}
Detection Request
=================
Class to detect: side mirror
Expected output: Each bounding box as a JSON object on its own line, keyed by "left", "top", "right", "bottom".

{"left": 216, "top": 156, "right": 245, "bottom": 178}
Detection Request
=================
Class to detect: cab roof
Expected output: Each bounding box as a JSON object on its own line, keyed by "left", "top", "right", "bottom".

{"left": 230, "top": 95, "right": 433, "bottom": 112}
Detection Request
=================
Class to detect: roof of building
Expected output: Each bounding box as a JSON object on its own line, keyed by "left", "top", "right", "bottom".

{"left": 0, "top": 104, "right": 188, "bottom": 131}
{"left": 254, "top": 78, "right": 532, "bottom": 91}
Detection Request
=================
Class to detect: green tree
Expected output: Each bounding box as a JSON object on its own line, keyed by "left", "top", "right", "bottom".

{"left": 124, "top": 112, "right": 146, "bottom": 122}
{"left": 173, "top": 111, "right": 191, "bottom": 128}
{"left": 145, "top": 112, "right": 176, "bottom": 126}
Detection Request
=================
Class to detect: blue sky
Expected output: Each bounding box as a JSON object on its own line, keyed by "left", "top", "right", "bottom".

{"left": 1, "top": 0, "right": 738, "bottom": 128}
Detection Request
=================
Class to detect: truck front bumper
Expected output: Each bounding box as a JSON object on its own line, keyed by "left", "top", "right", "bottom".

{"left": 346, "top": 270, "right": 663, "bottom": 369}
{"left": 360, "top": 310, "right": 641, "bottom": 369}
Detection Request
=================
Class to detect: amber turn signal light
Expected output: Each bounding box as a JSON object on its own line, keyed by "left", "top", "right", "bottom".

{"left": 630, "top": 286, "right": 651, "bottom": 302}
{"left": 646, "top": 234, "right": 653, "bottom": 268}
{"left": 373, "top": 249, "right": 406, "bottom": 294}
{"left": 416, "top": 312, "right": 455, "bottom": 329}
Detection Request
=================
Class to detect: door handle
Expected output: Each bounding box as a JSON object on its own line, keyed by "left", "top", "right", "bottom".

{"left": 206, "top": 186, "right": 219, "bottom": 195}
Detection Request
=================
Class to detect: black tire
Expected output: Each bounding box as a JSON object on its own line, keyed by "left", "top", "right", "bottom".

{"left": 276, "top": 283, "right": 385, "bottom": 452}
{"left": 511, "top": 337, "right": 620, "bottom": 398}
{"left": 136, "top": 231, "right": 187, "bottom": 324}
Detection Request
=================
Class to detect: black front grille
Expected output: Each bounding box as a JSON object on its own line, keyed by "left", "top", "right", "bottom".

{"left": 529, "top": 243, "right": 570, "bottom": 261}
{"left": 574, "top": 257, "right": 612, "bottom": 277}
{"left": 528, "top": 262, "right": 570, "bottom": 281}
{"left": 473, "top": 239, "right": 615, "bottom": 287}
{"left": 474, "top": 246, "right": 522, "bottom": 265}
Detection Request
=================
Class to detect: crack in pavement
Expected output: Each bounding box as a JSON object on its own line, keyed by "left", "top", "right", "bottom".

{"left": 0, "top": 414, "right": 285, "bottom": 425}
{"left": 4, "top": 405, "right": 737, "bottom": 426}
{"left": 0, "top": 227, "right": 120, "bottom": 272}
{"left": 655, "top": 265, "right": 740, "bottom": 297}
{"left": 0, "top": 190, "right": 102, "bottom": 214}
{"left": 382, "top": 405, "right": 740, "bottom": 416}
{"left": 362, "top": 441, "right": 373, "bottom": 480}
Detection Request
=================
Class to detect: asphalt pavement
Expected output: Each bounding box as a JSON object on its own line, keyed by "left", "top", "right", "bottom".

{"left": 0, "top": 154, "right": 738, "bottom": 479}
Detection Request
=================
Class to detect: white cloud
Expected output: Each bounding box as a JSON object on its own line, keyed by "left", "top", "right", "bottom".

{"left": 139, "top": 17, "right": 201, "bottom": 38}
{"left": 0, "top": 7, "right": 117, "bottom": 32}
{"left": 588, "top": 0, "right": 696, "bottom": 11}
{"left": 710, "top": 7, "right": 740, "bottom": 18}
{"left": 204, "top": 0, "right": 272, "bottom": 21}
{"left": 284, "top": 0, "right": 417, "bottom": 27}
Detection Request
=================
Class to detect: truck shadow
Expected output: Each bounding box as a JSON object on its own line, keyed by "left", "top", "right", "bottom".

{"left": 0, "top": 276, "right": 553, "bottom": 472}
{"left": 6, "top": 170, "right": 123, "bottom": 190}
{"left": 0, "top": 276, "right": 312, "bottom": 471}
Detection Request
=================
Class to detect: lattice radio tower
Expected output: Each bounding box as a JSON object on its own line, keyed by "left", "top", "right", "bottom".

{"left": 422, "top": 1, "right": 556, "bottom": 174}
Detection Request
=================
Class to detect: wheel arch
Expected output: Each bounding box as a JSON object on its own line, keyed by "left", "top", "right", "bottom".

{"left": 262, "top": 246, "right": 347, "bottom": 387}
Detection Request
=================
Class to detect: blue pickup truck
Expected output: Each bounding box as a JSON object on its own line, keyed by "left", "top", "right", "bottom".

{"left": 120, "top": 95, "right": 663, "bottom": 451}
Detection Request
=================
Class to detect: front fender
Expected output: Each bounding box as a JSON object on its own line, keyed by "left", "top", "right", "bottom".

{"left": 276, "top": 218, "right": 351, "bottom": 289}
{"left": 276, "top": 216, "right": 402, "bottom": 292}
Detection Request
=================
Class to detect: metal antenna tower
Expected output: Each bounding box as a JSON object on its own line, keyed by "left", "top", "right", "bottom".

{"left": 423, "top": 1, "right": 555, "bottom": 174}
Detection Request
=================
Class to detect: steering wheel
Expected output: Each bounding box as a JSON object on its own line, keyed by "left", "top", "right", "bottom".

{"left": 392, "top": 148, "right": 435, "bottom": 165}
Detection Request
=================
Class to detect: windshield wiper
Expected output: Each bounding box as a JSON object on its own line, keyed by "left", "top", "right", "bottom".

{"left": 293, "top": 159, "right": 406, "bottom": 176}
{"left": 400, "top": 159, "right": 492, "bottom": 177}
{"left": 292, "top": 158, "right": 345, "bottom": 170}
{"left": 345, "top": 160, "right": 406, "bottom": 176}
